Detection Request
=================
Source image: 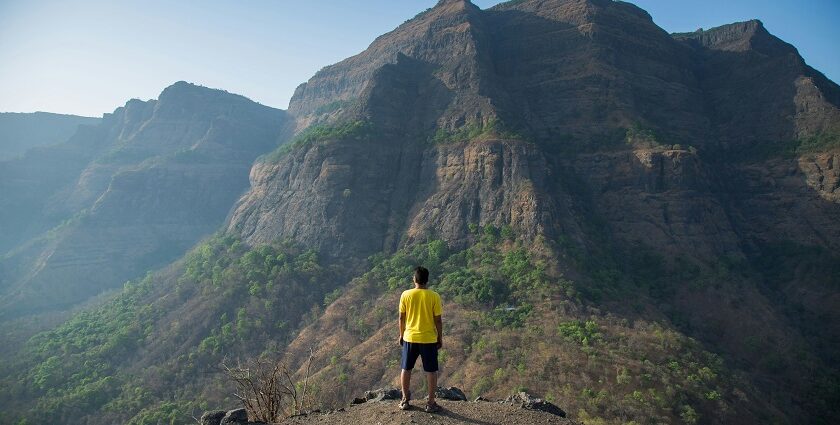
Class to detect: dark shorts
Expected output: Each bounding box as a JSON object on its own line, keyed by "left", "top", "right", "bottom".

{"left": 401, "top": 341, "right": 439, "bottom": 372}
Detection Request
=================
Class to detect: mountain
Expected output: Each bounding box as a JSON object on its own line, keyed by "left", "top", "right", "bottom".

{"left": 0, "top": 82, "right": 288, "bottom": 320}
{"left": 229, "top": 0, "right": 840, "bottom": 258}
{"left": 1, "top": 1, "right": 839, "bottom": 424}
{"left": 0, "top": 112, "right": 100, "bottom": 160}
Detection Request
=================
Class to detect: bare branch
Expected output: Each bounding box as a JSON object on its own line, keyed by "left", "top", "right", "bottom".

{"left": 222, "top": 353, "right": 316, "bottom": 422}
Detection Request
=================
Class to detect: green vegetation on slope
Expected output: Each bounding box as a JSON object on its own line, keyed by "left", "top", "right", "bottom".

{"left": 367, "top": 225, "right": 567, "bottom": 317}
{"left": 303, "top": 232, "right": 756, "bottom": 425}
{"left": 429, "top": 119, "right": 526, "bottom": 145}
{"left": 313, "top": 99, "right": 355, "bottom": 115}
{"left": 797, "top": 131, "right": 840, "bottom": 153}
{"left": 261, "top": 120, "right": 375, "bottom": 163}
{"left": 729, "top": 131, "right": 840, "bottom": 161}
{"left": 2, "top": 225, "right": 832, "bottom": 424}
{"left": 624, "top": 123, "right": 697, "bottom": 153}
{"left": 0, "top": 234, "right": 336, "bottom": 425}
{"left": 261, "top": 117, "right": 527, "bottom": 166}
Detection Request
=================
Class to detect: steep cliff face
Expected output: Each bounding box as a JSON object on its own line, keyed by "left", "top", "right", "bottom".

{"left": 404, "top": 139, "right": 559, "bottom": 246}
{"left": 0, "top": 82, "right": 287, "bottom": 318}
{"left": 486, "top": 0, "right": 708, "bottom": 145}
{"left": 230, "top": 57, "right": 428, "bottom": 257}
{"left": 560, "top": 148, "right": 742, "bottom": 260}
{"left": 228, "top": 0, "right": 840, "bottom": 263}
{"left": 800, "top": 152, "right": 840, "bottom": 202}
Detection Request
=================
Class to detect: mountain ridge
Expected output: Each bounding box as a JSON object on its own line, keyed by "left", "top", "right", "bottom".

{"left": 0, "top": 81, "right": 288, "bottom": 319}
{"left": 0, "top": 111, "right": 100, "bottom": 161}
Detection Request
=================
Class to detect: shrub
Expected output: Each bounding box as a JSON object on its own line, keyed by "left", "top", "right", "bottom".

{"left": 558, "top": 320, "right": 602, "bottom": 346}
{"left": 679, "top": 405, "right": 699, "bottom": 424}
{"left": 472, "top": 377, "right": 493, "bottom": 399}
{"left": 616, "top": 367, "right": 631, "bottom": 385}
{"left": 222, "top": 351, "right": 315, "bottom": 421}
{"left": 486, "top": 304, "right": 532, "bottom": 329}
{"left": 500, "top": 225, "right": 515, "bottom": 240}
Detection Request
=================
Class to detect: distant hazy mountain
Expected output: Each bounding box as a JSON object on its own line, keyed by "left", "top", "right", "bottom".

{"left": 1, "top": 1, "right": 838, "bottom": 424}
{"left": 0, "top": 82, "right": 288, "bottom": 318}
{"left": 0, "top": 112, "right": 100, "bottom": 160}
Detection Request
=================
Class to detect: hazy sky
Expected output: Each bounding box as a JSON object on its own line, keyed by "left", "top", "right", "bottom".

{"left": 1, "top": 0, "right": 838, "bottom": 117}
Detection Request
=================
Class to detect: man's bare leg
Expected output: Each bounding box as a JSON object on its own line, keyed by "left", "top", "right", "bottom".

{"left": 426, "top": 371, "right": 437, "bottom": 404}
{"left": 401, "top": 369, "right": 411, "bottom": 400}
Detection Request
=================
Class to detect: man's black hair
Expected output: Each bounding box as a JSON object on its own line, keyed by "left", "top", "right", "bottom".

{"left": 414, "top": 266, "right": 429, "bottom": 285}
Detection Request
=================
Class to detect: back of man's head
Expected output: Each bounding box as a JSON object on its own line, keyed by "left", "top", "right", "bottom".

{"left": 414, "top": 266, "right": 429, "bottom": 285}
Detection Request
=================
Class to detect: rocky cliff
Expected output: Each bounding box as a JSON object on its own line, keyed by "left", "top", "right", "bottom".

{"left": 228, "top": 0, "right": 840, "bottom": 262}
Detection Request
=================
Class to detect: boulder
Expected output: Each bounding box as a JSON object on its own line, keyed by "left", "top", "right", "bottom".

{"left": 505, "top": 392, "right": 566, "bottom": 418}
{"left": 436, "top": 386, "right": 468, "bottom": 401}
{"left": 363, "top": 387, "right": 403, "bottom": 402}
{"left": 200, "top": 410, "right": 227, "bottom": 425}
{"left": 351, "top": 397, "right": 367, "bottom": 405}
{"left": 220, "top": 408, "right": 249, "bottom": 424}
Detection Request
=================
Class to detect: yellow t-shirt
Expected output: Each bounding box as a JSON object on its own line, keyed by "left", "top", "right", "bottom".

{"left": 399, "top": 288, "right": 442, "bottom": 343}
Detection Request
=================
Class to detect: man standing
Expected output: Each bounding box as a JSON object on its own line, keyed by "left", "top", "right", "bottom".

{"left": 398, "top": 266, "right": 443, "bottom": 413}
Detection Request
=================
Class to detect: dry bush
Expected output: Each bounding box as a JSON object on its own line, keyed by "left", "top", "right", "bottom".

{"left": 222, "top": 349, "right": 315, "bottom": 422}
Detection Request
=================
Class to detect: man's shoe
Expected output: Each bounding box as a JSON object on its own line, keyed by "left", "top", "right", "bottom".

{"left": 424, "top": 402, "right": 441, "bottom": 413}
{"left": 399, "top": 399, "right": 411, "bottom": 410}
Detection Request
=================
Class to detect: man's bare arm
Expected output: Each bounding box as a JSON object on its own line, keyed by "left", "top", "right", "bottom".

{"left": 434, "top": 315, "right": 443, "bottom": 349}
{"left": 398, "top": 312, "right": 406, "bottom": 346}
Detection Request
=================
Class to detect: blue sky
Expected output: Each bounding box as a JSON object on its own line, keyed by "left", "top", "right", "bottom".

{"left": 1, "top": 0, "right": 837, "bottom": 117}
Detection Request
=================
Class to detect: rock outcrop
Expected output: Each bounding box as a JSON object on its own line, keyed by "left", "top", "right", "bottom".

{"left": 349, "top": 386, "right": 468, "bottom": 404}
{"left": 200, "top": 408, "right": 268, "bottom": 425}
{"left": 504, "top": 392, "right": 566, "bottom": 417}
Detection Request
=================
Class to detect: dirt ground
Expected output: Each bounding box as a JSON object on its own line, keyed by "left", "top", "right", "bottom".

{"left": 277, "top": 399, "right": 578, "bottom": 425}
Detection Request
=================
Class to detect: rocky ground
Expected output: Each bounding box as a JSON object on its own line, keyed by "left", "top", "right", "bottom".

{"left": 278, "top": 399, "right": 577, "bottom": 425}
{"left": 202, "top": 389, "right": 577, "bottom": 425}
